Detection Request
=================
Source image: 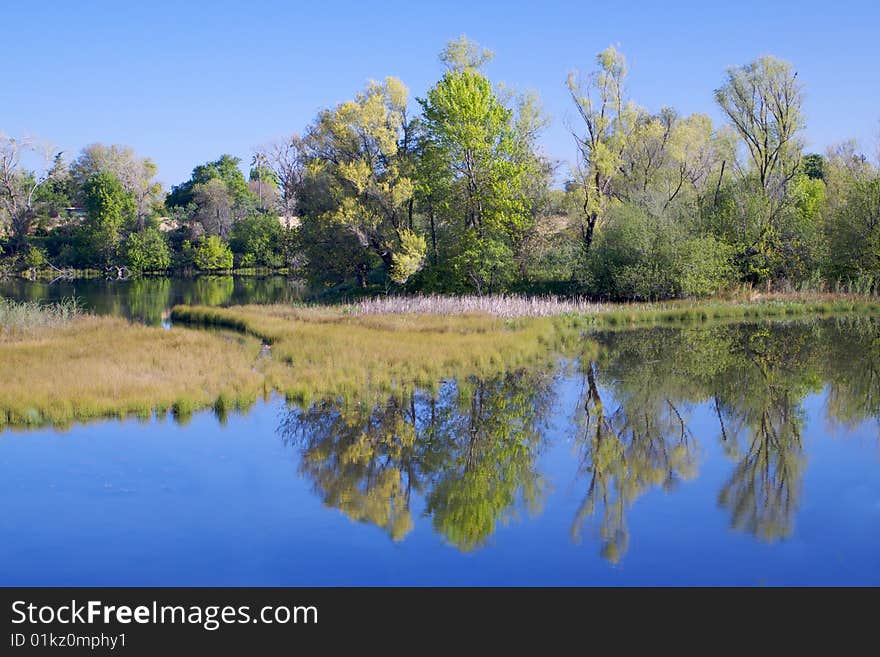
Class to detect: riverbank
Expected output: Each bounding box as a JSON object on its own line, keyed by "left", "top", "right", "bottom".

{"left": 0, "top": 304, "right": 266, "bottom": 428}
{"left": 4, "top": 293, "right": 880, "bottom": 429}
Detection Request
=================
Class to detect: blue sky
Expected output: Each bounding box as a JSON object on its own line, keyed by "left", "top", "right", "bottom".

{"left": 3, "top": 0, "right": 878, "bottom": 188}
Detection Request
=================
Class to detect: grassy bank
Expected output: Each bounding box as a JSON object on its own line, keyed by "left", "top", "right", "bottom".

{"left": 5, "top": 292, "right": 880, "bottom": 429}
{"left": 573, "top": 295, "right": 880, "bottom": 328}
{"left": 0, "top": 303, "right": 266, "bottom": 429}
{"left": 170, "top": 304, "right": 575, "bottom": 404}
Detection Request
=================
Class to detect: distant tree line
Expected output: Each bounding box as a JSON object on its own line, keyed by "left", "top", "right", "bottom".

{"left": 2, "top": 37, "right": 879, "bottom": 298}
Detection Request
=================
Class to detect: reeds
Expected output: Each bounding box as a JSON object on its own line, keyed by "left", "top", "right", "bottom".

{"left": 346, "top": 294, "right": 604, "bottom": 318}
{"left": 0, "top": 297, "right": 82, "bottom": 338}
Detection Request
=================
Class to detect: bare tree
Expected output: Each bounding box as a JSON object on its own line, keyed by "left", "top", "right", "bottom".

{"left": 0, "top": 133, "right": 58, "bottom": 251}
{"left": 250, "top": 151, "right": 268, "bottom": 210}
{"left": 715, "top": 56, "right": 804, "bottom": 220}
{"left": 264, "top": 135, "right": 306, "bottom": 225}
{"left": 192, "top": 178, "right": 234, "bottom": 238}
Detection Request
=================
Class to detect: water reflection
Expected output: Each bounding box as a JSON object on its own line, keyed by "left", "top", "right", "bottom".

{"left": 570, "top": 360, "right": 698, "bottom": 563}
{"left": 278, "top": 317, "right": 880, "bottom": 562}
{"left": 0, "top": 275, "right": 304, "bottom": 325}
{"left": 280, "top": 369, "right": 554, "bottom": 549}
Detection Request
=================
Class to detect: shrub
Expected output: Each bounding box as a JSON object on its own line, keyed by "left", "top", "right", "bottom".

{"left": 125, "top": 228, "right": 171, "bottom": 272}
{"left": 193, "top": 236, "right": 233, "bottom": 270}
{"left": 229, "top": 213, "right": 282, "bottom": 268}
{"left": 23, "top": 246, "right": 48, "bottom": 270}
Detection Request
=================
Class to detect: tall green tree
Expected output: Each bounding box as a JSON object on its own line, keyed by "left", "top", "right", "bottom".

{"left": 419, "top": 42, "right": 539, "bottom": 292}
{"left": 567, "top": 46, "right": 638, "bottom": 255}
{"left": 80, "top": 170, "right": 136, "bottom": 265}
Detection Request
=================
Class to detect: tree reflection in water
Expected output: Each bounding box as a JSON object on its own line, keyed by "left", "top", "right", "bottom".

{"left": 279, "top": 369, "right": 554, "bottom": 549}
{"left": 278, "top": 317, "right": 880, "bottom": 562}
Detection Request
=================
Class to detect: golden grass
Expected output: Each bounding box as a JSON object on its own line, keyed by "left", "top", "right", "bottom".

{"left": 0, "top": 315, "right": 266, "bottom": 429}
{"left": 7, "top": 292, "right": 880, "bottom": 429}
{"left": 170, "top": 304, "right": 578, "bottom": 404}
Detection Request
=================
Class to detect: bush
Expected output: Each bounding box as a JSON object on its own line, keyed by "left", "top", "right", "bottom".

{"left": 125, "top": 228, "right": 171, "bottom": 273}
{"left": 193, "top": 236, "right": 233, "bottom": 271}
{"left": 229, "top": 213, "right": 282, "bottom": 268}
{"left": 23, "top": 246, "right": 49, "bottom": 270}
{"left": 583, "top": 203, "right": 735, "bottom": 300}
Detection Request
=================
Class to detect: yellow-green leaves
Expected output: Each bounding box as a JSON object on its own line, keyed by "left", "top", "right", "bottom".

{"left": 390, "top": 229, "right": 427, "bottom": 284}
{"left": 306, "top": 76, "right": 423, "bottom": 283}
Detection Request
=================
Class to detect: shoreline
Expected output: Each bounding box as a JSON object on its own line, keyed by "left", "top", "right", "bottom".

{"left": 3, "top": 294, "right": 880, "bottom": 430}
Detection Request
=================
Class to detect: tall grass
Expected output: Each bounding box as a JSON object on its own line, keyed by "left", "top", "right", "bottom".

{"left": 344, "top": 292, "right": 880, "bottom": 325}
{"left": 0, "top": 315, "right": 267, "bottom": 429}
{"left": 347, "top": 294, "right": 604, "bottom": 318}
{"left": 0, "top": 297, "right": 82, "bottom": 338}
{"left": 171, "top": 304, "right": 582, "bottom": 405}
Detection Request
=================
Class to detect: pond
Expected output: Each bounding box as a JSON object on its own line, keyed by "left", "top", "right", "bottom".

{"left": 1, "top": 317, "right": 878, "bottom": 585}
{"left": 0, "top": 275, "right": 305, "bottom": 325}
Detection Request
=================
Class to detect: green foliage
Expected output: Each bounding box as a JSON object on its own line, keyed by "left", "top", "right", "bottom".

{"left": 229, "top": 213, "right": 282, "bottom": 268}
{"left": 417, "top": 63, "right": 535, "bottom": 292}
{"left": 125, "top": 228, "right": 171, "bottom": 272}
{"left": 192, "top": 235, "right": 233, "bottom": 271}
{"left": 23, "top": 246, "right": 48, "bottom": 270}
{"left": 390, "top": 229, "right": 426, "bottom": 284}
{"left": 167, "top": 154, "right": 254, "bottom": 208}
{"left": 302, "top": 77, "right": 422, "bottom": 285}
{"left": 803, "top": 153, "right": 826, "bottom": 180}
{"left": 582, "top": 204, "right": 734, "bottom": 300}
{"left": 5, "top": 43, "right": 880, "bottom": 300}
{"left": 80, "top": 171, "right": 137, "bottom": 265}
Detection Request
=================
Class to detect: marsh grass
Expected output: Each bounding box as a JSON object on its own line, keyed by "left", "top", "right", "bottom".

{"left": 7, "top": 292, "right": 880, "bottom": 429}
{"left": 580, "top": 296, "right": 880, "bottom": 328}
{"left": 0, "top": 315, "right": 267, "bottom": 429}
{"left": 345, "top": 293, "right": 880, "bottom": 326}
{"left": 171, "top": 304, "right": 581, "bottom": 405}
{"left": 347, "top": 294, "right": 604, "bottom": 318}
{"left": 0, "top": 297, "right": 82, "bottom": 338}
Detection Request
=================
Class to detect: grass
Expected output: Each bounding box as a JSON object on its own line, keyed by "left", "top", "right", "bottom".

{"left": 0, "top": 297, "right": 82, "bottom": 338}
{"left": 576, "top": 296, "right": 880, "bottom": 328}
{"left": 6, "top": 291, "right": 880, "bottom": 429}
{"left": 170, "top": 304, "right": 577, "bottom": 405}
{"left": 0, "top": 311, "right": 267, "bottom": 429}
{"left": 344, "top": 292, "right": 880, "bottom": 326}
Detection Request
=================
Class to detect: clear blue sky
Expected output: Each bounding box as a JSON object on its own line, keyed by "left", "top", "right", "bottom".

{"left": 3, "top": 0, "right": 878, "bottom": 188}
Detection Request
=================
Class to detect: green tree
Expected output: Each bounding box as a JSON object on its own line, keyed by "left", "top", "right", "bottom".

{"left": 419, "top": 49, "right": 537, "bottom": 292}
{"left": 192, "top": 235, "right": 233, "bottom": 270}
{"left": 80, "top": 170, "right": 137, "bottom": 265}
{"left": 229, "top": 213, "right": 282, "bottom": 267}
{"left": 69, "top": 143, "right": 162, "bottom": 227}
{"left": 166, "top": 154, "right": 254, "bottom": 208}
{"left": 125, "top": 227, "right": 171, "bottom": 272}
{"left": 823, "top": 141, "right": 880, "bottom": 283}
{"left": 566, "top": 46, "right": 637, "bottom": 255}
{"left": 303, "top": 77, "right": 424, "bottom": 285}
{"left": 714, "top": 56, "right": 805, "bottom": 282}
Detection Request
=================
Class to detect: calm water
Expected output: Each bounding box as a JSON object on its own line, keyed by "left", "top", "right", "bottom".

{"left": 0, "top": 275, "right": 304, "bottom": 325}
{"left": 1, "top": 316, "right": 878, "bottom": 585}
